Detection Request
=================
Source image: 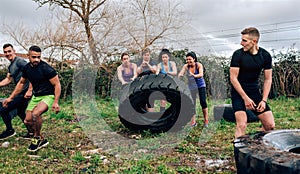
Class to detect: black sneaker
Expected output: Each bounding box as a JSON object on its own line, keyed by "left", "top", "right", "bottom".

{"left": 0, "top": 129, "right": 16, "bottom": 140}
{"left": 27, "top": 137, "right": 49, "bottom": 152}
{"left": 21, "top": 133, "right": 34, "bottom": 140}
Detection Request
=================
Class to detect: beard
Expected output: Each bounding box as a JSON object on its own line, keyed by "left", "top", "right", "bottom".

{"left": 30, "top": 61, "right": 40, "bottom": 67}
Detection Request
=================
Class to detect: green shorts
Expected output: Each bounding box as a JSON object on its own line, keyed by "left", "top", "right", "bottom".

{"left": 27, "top": 95, "right": 55, "bottom": 111}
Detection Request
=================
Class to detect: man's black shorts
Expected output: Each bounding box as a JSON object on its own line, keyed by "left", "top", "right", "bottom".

{"left": 231, "top": 84, "right": 271, "bottom": 116}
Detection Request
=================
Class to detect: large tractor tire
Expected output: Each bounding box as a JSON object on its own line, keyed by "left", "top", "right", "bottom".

{"left": 234, "top": 129, "right": 300, "bottom": 174}
{"left": 213, "top": 104, "right": 259, "bottom": 123}
{"left": 118, "top": 74, "right": 195, "bottom": 133}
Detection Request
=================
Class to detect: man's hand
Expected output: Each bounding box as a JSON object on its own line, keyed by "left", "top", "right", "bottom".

{"left": 52, "top": 102, "right": 60, "bottom": 114}
{"left": 244, "top": 97, "right": 256, "bottom": 110}
{"left": 24, "top": 90, "right": 32, "bottom": 99}
{"left": 2, "top": 98, "right": 13, "bottom": 108}
{"left": 256, "top": 101, "right": 266, "bottom": 112}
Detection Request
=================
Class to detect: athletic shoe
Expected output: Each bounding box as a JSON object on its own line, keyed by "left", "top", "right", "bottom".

{"left": 21, "top": 132, "right": 34, "bottom": 140}
{"left": 190, "top": 122, "right": 197, "bottom": 127}
{"left": 27, "top": 137, "right": 49, "bottom": 152}
{"left": 0, "top": 129, "right": 16, "bottom": 140}
{"left": 203, "top": 120, "right": 209, "bottom": 128}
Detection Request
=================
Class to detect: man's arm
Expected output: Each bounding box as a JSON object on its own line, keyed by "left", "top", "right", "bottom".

{"left": 24, "top": 83, "right": 33, "bottom": 99}
{"left": 256, "top": 69, "right": 272, "bottom": 112}
{"left": 49, "top": 75, "right": 61, "bottom": 113}
{"left": 230, "top": 67, "right": 256, "bottom": 110}
{"left": 0, "top": 73, "right": 13, "bottom": 87}
{"left": 262, "top": 69, "right": 272, "bottom": 102}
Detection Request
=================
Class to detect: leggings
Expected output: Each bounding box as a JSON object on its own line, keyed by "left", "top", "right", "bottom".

{"left": 190, "top": 87, "right": 207, "bottom": 113}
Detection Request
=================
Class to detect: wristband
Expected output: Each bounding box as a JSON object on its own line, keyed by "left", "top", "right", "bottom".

{"left": 262, "top": 99, "right": 267, "bottom": 103}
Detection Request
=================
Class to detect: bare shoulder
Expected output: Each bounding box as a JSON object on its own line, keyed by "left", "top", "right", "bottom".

{"left": 131, "top": 63, "right": 137, "bottom": 67}
{"left": 117, "top": 65, "right": 123, "bottom": 71}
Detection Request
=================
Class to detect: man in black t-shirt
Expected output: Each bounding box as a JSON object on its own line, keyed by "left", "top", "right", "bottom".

{"left": 4, "top": 45, "right": 61, "bottom": 152}
{"left": 230, "top": 27, "right": 275, "bottom": 139}
{"left": 0, "top": 43, "right": 32, "bottom": 140}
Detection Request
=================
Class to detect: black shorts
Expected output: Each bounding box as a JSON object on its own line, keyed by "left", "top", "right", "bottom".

{"left": 231, "top": 85, "right": 271, "bottom": 116}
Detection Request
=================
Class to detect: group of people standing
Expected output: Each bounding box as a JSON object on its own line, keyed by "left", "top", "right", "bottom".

{"left": 0, "top": 43, "right": 61, "bottom": 152}
{"left": 117, "top": 27, "right": 276, "bottom": 138}
{"left": 117, "top": 48, "right": 209, "bottom": 127}
{"left": 0, "top": 26, "right": 275, "bottom": 153}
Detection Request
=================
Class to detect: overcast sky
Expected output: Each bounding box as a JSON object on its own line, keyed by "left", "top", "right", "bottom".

{"left": 1, "top": 0, "right": 299, "bottom": 56}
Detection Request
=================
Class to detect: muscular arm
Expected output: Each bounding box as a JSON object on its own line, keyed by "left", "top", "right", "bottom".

{"left": 24, "top": 83, "right": 33, "bottom": 98}
{"left": 0, "top": 73, "right": 13, "bottom": 87}
{"left": 230, "top": 67, "right": 256, "bottom": 110}
{"left": 49, "top": 75, "right": 61, "bottom": 113}
{"left": 262, "top": 69, "right": 272, "bottom": 101}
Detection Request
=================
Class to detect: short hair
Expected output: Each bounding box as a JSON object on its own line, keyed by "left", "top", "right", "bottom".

{"left": 29, "top": 45, "right": 42, "bottom": 53}
{"left": 121, "top": 52, "right": 129, "bottom": 60}
{"left": 241, "top": 27, "right": 260, "bottom": 41}
{"left": 142, "top": 48, "right": 150, "bottom": 56}
{"left": 3, "top": 43, "right": 13, "bottom": 49}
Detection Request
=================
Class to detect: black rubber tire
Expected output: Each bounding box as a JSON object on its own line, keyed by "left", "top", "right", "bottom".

{"left": 234, "top": 130, "right": 300, "bottom": 174}
{"left": 137, "top": 70, "right": 153, "bottom": 77}
{"left": 213, "top": 104, "right": 259, "bottom": 123}
{"left": 118, "top": 74, "right": 195, "bottom": 133}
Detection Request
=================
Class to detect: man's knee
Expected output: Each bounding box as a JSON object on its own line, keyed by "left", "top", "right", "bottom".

{"left": 263, "top": 122, "right": 275, "bottom": 131}
{"left": 259, "top": 111, "right": 275, "bottom": 131}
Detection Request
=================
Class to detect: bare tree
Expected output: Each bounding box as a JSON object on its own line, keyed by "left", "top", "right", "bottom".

{"left": 2, "top": 9, "right": 87, "bottom": 68}
{"left": 33, "top": 0, "right": 107, "bottom": 65}
{"left": 118, "top": 0, "right": 186, "bottom": 52}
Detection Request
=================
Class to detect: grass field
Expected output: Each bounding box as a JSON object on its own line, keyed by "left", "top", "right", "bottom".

{"left": 0, "top": 97, "right": 299, "bottom": 173}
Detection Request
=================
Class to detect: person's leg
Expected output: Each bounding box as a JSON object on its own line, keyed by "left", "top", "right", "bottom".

{"left": 198, "top": 87, "right": 209, "bottom": 125}
{"left": 160, "top": 100, "right": 166, "bottom": 112}
{"left": 18, "top": 98, "right": 34, "bottom": 135}
{"left": 234, "top": 111, "right": 248, "bottom": 139}
{"left": 0, "top": 96, "right": 24, "bottom": 139}
{"left": 258, "top": 111, "right": 275, "bottom": 131}
{"left": 0, "top": 108, "right": 13, "bottom": 131}
{"left": 190, "top": 89, "right": 197, "bottom": 126}
{"left": 31, "top": 95, "right": 54, "bottom": 138}
{"left": 26, "top": 99, "right": 50, "bottom": 152}
{"left": 24, "top": 110, "right": 34, "bottom": 133}
{"left": 231, "top": 89, "right": 248, "bottom": 139}
{"left": 0, "top": 107, "right": 16, "bottom": 139}
{"left": 31, "top": 102, "right": 49, "bottom": 138}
